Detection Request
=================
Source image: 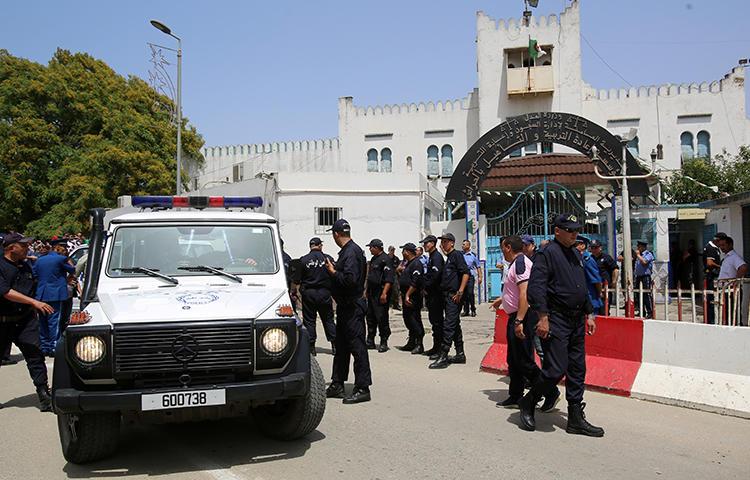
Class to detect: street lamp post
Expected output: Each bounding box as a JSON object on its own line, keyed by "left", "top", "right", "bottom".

{"left": 150, "top": 20, "right": 182, "bottom": 195}
{"left": 591, "top": 129, "right": 657, "bottom": 318}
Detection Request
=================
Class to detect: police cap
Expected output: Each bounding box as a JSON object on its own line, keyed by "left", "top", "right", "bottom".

{"left": 590, "top": 239, "right": 603, "bottom": 248}
{"left": 399, "top": 242, "right": 417, "bottom": 252}
{"left": 420, "top": 234, "right": 438, "bottom": 245}
{"left": 309, "top": 237, "right": 323, "bottom": 246}
{"left": 2, "top": 232, "right": 34, "bottom": 247}
{"left": 366, "top": 238, "right": 384, "bottom": 248}
{"left": 554, "top": 213, "right": 582, "bottom": 231}
{"left": 438, "top": 232, "right": 456, "bottom": 242}
{"left": 574, "top": 236, "right": 590, "bottom": 246}
{"left": 521, "top": 234, "right": 535, "bottom": 245}
{"left": 327, "top": 218, "right": 351, "bottom": 233}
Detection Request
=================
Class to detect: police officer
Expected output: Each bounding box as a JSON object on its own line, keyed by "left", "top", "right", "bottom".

{"left": 324, "top": 219, "right": 372, "bottom": 404}
{"left": 518, "top": 214, "right": 604, "bottom": 437}
{"left": 420, "top": 235, "right": 445, "bottom": 359}
{"left": 461, "top": 239, "right": 482, "bottom": 317}
{"left": 397, "top": 243, "right": 425, "bottom": 354}
{"left": 296, "top": 237, "right": 336, "bottom": 356}
{"left": 429, "top": 232, "right": 470, "bottom": 369}
{"left": 589, "top": 239, "right": 618, "bottom": 315}
{"left": 365, "top": 238, "right": 394, "bottom": 352}
{"left": 0, "top": 233, "right": 54, "bottom": 411}
{"left": 575, "top": 236, "right": 603, "bottom": 315}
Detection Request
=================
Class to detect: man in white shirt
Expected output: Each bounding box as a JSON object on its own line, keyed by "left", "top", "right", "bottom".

{"left": 718, "top": 237, "right": 747, "bottom": 280}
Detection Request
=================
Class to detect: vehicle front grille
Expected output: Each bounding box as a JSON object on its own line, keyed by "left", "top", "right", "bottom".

{"left": 113, "top": 321, "right": 253, "bottom": 376}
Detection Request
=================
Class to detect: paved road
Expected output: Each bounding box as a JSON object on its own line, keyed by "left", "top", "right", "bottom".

{"left": 1, "top": 308, "right": 747, "bottom": 480}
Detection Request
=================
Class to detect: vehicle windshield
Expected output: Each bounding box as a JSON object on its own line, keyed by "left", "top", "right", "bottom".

{"left": 106, "top": 224, "right": 278, "bottom": 277}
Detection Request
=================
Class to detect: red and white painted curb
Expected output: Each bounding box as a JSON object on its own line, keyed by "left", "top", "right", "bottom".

{"left": 481, "top": 309, "right": 750, "bottom": 418}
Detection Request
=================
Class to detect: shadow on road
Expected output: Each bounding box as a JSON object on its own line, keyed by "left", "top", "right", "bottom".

{"left": 62, "top": 416, "right": 325, "bottom": 478}
{"left": 1, "top": 392, "right": 42, "bottom": 410}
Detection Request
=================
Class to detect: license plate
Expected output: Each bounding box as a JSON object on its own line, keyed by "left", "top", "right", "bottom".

{"left": 141, "top": 389, "right": 226, "bottom": 411}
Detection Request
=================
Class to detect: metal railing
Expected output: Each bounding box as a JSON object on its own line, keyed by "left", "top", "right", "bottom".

{"left": 603, "top": 279, "right": 749, "bottom": 327}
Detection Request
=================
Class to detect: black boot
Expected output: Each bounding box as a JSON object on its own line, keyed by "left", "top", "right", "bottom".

{"left": 518, "top": 392, "right": 536, "bottom": 431}
{"left": 325, "top": 382, "right": 345, "bottom": 399}
{"left": 343, "top": 386, "right": 371, "bottom": 404}
{"left": 331, "top": 342, "right": 336, "bottom": 355}
{"left": 566, "top": 403, "right": 605, "bottom": 437}
{"left": 448, "top": 351, "right": 466, "bottom": 364}
{"left": 366, "top": 338, "right": 377, "bottom": 350}
{"left": 539, "top": 387, "right": 561, "bottom": 413}
{"left": 397, "top": 338, "right": 415, "bottom": 351}
{"left": 410, "top": 339, "right": 424, "bottom": 355}
{"left": 377, "top": 340, "right": 389, "bottom": 353}
{"left": 36, "top": 385, "right": 52, "bottom": 413}
{"left": 310, "top": 342, "right": 317, "bottom": 356}
{"left": 428, "top": 350, "right": 450, "bottom": 369}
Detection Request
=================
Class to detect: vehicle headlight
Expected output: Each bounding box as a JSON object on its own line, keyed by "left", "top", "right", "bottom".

{"left": 261, "top": 328, "right": 288, "bottom": 355}
{"left": 74, "top": 336, "right": 106, "bottom": 364}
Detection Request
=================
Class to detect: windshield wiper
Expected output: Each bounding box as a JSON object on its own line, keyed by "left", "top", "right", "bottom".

{"left": 178, "top": 265, "right": 242, "bottom": 283}
{"left": 113, "top": 267, "right": 179, "bottom": 285}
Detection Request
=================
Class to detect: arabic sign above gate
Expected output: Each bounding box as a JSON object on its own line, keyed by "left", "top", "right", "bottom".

{"left": 445, "top": 112, "right": 650, "bottom": 201}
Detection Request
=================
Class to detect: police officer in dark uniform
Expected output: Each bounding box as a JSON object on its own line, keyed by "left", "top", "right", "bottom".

{"left": 0, "top": 233, "right": 54, "bottom": 411}
{"left": 365, "top": 239, "right": 394, "bottom": 353}
{"left": 518, "top": 214, "right": 604, "bottom": 437}
{"left": 324, "top": 219, "right": 372, "bottom": 404}
{"left": 296, "top": 237, "right": 336, "bottom": 356}
{"left": 397, "top": 242, "right": 425, "bottom": 354}
{"left": 429, "top": 232, "right": 470, "bottom": 369}
{"left": 420, "top": 235, "right": 445, "bottom": 359}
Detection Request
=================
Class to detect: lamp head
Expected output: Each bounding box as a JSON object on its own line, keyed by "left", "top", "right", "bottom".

{"left": 150, "top": 20, "right": 171, "bottom": 35}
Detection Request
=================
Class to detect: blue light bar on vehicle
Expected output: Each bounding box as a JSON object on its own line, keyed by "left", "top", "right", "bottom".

{"left": 131, "top": 196, "right": 264, "bottom": 210}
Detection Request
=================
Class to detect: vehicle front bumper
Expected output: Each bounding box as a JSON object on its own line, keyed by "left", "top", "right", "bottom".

{"left": 53, "top": 372, "right": 309, "bottom": 414}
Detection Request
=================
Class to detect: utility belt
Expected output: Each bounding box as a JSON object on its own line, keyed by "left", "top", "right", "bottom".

{"left": 549, "top": 303, "right": 585, "bottom": 320}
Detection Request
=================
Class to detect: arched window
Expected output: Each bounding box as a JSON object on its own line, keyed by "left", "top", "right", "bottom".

{"left": 509, "top": 148, "right": 522, "bottom": 158}
{"left": 380, "top": 148, "right": 392, "bottom": 173}
{"left": 680, "top": 132, "right": 694, "bottom": 161}
{"left": 427, "top": 145, "right": 439, "bottom": 176}
{"left": 406, "top": 156, "right": 413, "bottom": 171}
{"left": 367, "top": 149, "right": 378, "bottom": 172}
{"left": 697, "top": 131, "right": 711, "bottom": 158}
{"left": 627, "top": 136, "right": 639, "bottom": 157}
{"left": 440, "top": 145, "right": 453, "bottom": 177}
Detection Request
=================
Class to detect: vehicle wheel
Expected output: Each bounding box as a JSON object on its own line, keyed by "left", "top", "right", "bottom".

{"left": 57, "top": 412, "right": 120, "bottom": 464}
{"left": 252, "top": 355, "right": 326, "bottom": 440}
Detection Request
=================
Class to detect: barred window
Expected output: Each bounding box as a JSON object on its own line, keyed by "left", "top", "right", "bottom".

{"left": 315, "top": 207, "right": 342, "bottom": 234}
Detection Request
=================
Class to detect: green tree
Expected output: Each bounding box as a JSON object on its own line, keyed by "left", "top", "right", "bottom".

{"left": 661, "top": 146, "right": 750, "bottom": 204}
{"left": 0, "top": 49, "right": 204, "bottom": 237}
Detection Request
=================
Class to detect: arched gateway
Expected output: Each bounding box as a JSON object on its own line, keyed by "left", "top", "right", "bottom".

{"left": 446, "top": 112, "right": 650, "bottom": 201}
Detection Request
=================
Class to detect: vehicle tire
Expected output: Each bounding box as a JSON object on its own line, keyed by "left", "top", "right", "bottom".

{"left": 57, "top": 412, "right": 120, "bottom": 464}
{"left": 252, "top": 355, "right": 326, "bottom": 440}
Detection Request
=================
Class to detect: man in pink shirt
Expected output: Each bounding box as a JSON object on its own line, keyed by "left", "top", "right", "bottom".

{"left": 493, "top": 236, "right": 559, "bottom": 411}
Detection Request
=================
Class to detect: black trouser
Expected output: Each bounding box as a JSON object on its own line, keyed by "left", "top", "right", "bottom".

{"left": 635, "top": 275, "right": 653, "bottom": 318}
{"left": 301, "top": 288, "right": 336, "bottom": 346}
{"left": 2, "top": 341, "right": 11, "bottom": 360}
{"left": 441, "top": 291, "right": 463, "bottom": 353}
{"left": 0, "top": 315, "right": 49, "bottom": 389}
{"left": 59, "top": 297, "right": 73, "bottom": 337}
{"left": 530, "top": 311, "right": 586, "bottom": 405}
{"left": 401, "top": 290, "right": 424, "bottom": 343}
{"left": 705, "top": 276, "right": 716, "bottom": 324}
{"left": 462, "top": 276, "right": 477, "bottom": 315}
{"left": 507, "top": 311, "right": 541, "bottom": 399}
{"left": 331, "top": 297, "right": 372, "bottom": 388}
{"left": 366, "top": 288, "right": 390, "bottom": 342}
{"left": 426, "top": 291, "right": 445, "bottom": 349}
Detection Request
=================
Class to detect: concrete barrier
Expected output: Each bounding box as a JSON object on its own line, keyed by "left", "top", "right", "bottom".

{"left": 480, "top": 309, "right": 509, "bottom": 374}
{"left": 585, "top": 316, "right": 643, "bottom": 396}
{"left": 631, "top": 320, "right": 750, "bottom": 418}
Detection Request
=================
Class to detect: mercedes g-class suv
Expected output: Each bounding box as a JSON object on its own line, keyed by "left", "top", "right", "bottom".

{"left": 52, "top": 196, "right": 325, "bottom": 464}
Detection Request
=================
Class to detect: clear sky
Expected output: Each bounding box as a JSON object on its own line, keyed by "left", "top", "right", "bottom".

{"left": 2, "top": 0, "right": 748, "bottom": 147}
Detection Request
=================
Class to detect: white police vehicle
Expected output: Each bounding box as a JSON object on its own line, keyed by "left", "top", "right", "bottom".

{"left": 52, "top": 196, "right": 325, "bottom": 464}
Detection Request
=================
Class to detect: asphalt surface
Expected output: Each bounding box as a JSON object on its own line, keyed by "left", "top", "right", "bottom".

{"left": 0, "top": 307, "right": 748, "bottom": 480}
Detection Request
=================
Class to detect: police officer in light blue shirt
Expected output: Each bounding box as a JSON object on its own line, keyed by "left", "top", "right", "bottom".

{"left": 575, "top": 236, "right": 603, "bottom": 315}
{"left": 461, "top": 239, "right": 482, "bottom": 317}
{"left": 634, "top": 240, "right": 655, "bottom": 318}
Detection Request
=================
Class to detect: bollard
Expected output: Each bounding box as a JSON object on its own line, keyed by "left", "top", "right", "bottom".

{"left": 664, "top": 281, "right": 669, "bottom": 322}
{"left": 691, "top": 283, "right": 697, "bottom": 323}
{"left": 677, "top": 284, "right": 683, "bottom": 322}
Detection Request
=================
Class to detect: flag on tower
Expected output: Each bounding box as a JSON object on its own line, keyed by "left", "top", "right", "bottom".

{"left": 529, "top": 38, "right": 547, "bottom": 60}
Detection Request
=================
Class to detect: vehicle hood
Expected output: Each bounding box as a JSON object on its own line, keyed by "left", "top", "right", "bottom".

{"left": 97, "top": 285, "right": 286, "bottom": 323}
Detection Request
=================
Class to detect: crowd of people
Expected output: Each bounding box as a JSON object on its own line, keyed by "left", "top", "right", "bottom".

{"left": 0, "top": 231, "right": 86, "bottom": 411}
